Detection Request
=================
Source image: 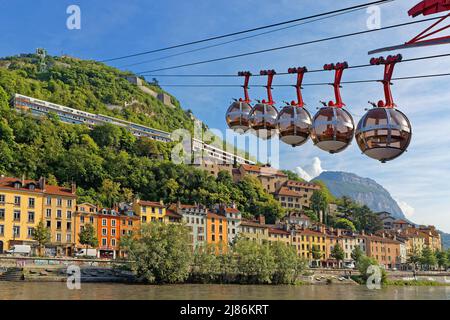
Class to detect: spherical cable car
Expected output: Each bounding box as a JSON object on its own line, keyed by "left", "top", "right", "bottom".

{"left": 311, "top": 62, "right": 355, "bottom": 153}
{"left": 225, "top": 71, "right": 253, "bottom": 133}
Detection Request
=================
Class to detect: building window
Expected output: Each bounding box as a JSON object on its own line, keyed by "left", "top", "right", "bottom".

{"left": 111, "top": 239, "right": 116, "bottom": 247}
{"left": 67, "top": 222, "right": 71, "bottom": 231}
{"left": 102, "top": 219, "right": 107, "bottom": 226}
{"left": 80, "top": 216, "right": 85, "bottom": 223}
{"left": 28, "top": 212, "right": 35, "bottom": 223}
{"left": 14, "top": 196, "right": 21, "bottom": 206}
{"left": 0, "top": 194, "right": 4, "bottom": 203}
{"left": 13, "top": 226, "right": 20, "bottom": 237}
{"left": 0, "top": 209, "right": 4, "bottom": 220}
{"left": 67, "top": 199, "right": 72, "bottom": 207}
{"left": 13, "top": 210, "right": 20, "bottom": 221}
{"left": 57, "top": 198, "right": 62, "bottom": 207}
{"left": 212, "top": 234, "right": 216, "bottom": 242}
{"left": 57, "top": 221, "right": 61, "bottom": 230}
{"left": 89, "top": 217, "right": 94, "bottom": 224}
{"left": 66, "top": 211, "right": 72, "bottom": 219}
{"left": 102, "top": 238, "right": 107, "bottom": 246}
{"left": 102, "top": 228, "right": 107, "bottom": 236}
{"left": 56, "top": 233, "right": 61, "bottom": 242}
{"left": 142, "top": 216, "right": 147, "bottom": 223}
{"left": 46, "top": 196, "right": 51, "bottom": 205}
{"left": 66, "top": 234, "right": 71, "bottom": 242}
{"left": 46, "top": 209, "right": 51, "bottom": 218}
{"left": 46, "top": 221, "right": 51, "bottom": 228}
{"left": 111, "top": 229, "right": 116, "bottom": 236}
{"left": 111, "top": 219, "right": 116, "bottom": 227}
{"left": 28, "top": 198, "right": 35, "bottom": 208}
{"left": 0, "top": 225, "right": 4, "bottom": 235}
{"left": 27, "top": 227, "right": 33, "bottom": 238}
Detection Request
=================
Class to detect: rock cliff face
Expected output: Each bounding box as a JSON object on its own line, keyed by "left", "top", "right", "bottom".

{"left": 313, "top": 171, "right": 405, "bottom": 219}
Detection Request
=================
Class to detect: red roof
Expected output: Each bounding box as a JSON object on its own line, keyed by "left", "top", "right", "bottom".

{"left": 269, "top": 228, "right": 290, "bottom": 235}
{"left": 137, "top": 200, "right": 164, "bottom": 207}
{"left": 225, "top": 207, "right": 240, "bottom": 213}
{"left": 207, "top": 212, "right": 226, "bottom": 220}
{"left": 0, "top": 177, "right": 75, "bottom": 197}
{"left": 165, "top": 209, "right": 182, "bottom": 219}
{"left": 285, "top": 180, "right": 321, "bottom": 190}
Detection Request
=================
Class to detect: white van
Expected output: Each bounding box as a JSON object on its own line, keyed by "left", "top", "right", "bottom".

{"left": 75, "top": 248, "right": 98, "bottom": 258}
{"left": 6, "top": 245, "right": 32, "bottom": 256}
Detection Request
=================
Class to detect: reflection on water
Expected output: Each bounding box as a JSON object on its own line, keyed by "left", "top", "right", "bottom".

{"left": 0, "top": 282, "right": 449, "bottom": 300}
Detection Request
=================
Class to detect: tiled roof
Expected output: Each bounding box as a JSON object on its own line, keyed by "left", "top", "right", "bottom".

{"left": 165, "top": 209, "right": 182, "bottom": 219}
{"left": 0, "top": 176, "right": 75, "bottom": 197}
{"left": 240, "top": 164, "right": 287, "bottom": 177}
{"left": 269, "top": 228, "right": 290, "bottom": 235}
{"left": 207, "top": 212, "right": 226, "bottom": 220}
{"left": 137, "top": 200, "right": 164, "bottom": 207}
{"left": 285, "top": 180, "right": 321, "bottom": 189}
{"left": 225, "top": 207, "right": 240, "bottom": 213}
{"left": 275, "top": 186, "right": 304, "bottom": 197}
{"left": 240, "top": 219, "right": 267, "bottom": 228}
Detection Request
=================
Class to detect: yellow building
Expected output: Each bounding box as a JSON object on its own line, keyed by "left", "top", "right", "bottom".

{"left": 42, "top": 183, "right": 77, "bottom": 256}
{"left": 238, "top": 216, "right": 269, "bottom": 245}
{"left": 297, "top": 229, "right": 327, "bottom": 262}
{"left": 74, "top": 202, "right": 98, "bottom": 250}
{"left": 0, "top": 176, "right": 76, "bottom": 255}
{"left": 132, "top": 199, "right": 166, "bottom": 223}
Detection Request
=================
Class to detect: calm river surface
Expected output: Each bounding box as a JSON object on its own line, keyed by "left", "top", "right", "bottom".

{"left": 0, "top": 282, "right": 449, "bottom": 300}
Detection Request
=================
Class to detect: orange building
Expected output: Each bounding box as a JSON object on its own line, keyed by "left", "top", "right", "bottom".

{"left": 97, "top": 208, "right": 121, "bottom": 259}
{"left": 206, "top": 211, "right": 228, "bottom": 253}
{"left": 363, "top": 234, "right": 402, "bottom": 268}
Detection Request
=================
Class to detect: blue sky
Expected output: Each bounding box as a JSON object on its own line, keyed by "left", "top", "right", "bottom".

{"left": 1, "top": 0, "right": 450, "bottom": 232}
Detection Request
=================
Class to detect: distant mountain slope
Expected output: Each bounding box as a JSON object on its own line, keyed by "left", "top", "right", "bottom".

{"left": 313, "top": 171, "right": 405, "bottom": 219}
{"left": 440, "top": 232, "right": 450, "bottom": 249}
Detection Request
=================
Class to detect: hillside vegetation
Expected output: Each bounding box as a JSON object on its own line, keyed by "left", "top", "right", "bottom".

{"left": 0, "top": 54, "right": 284, "bottom": 223}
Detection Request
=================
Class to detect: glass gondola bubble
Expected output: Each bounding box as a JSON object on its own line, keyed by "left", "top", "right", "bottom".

{"left": 311, "top": 62, "right": 354, "bottom": 153}
{"left": 356, "top": 54, "right": 411, "bottom": 163}
{"left": 225, "top": 71, "right": 252, "bottom": 133}
{"left": 277, "top": 67, "right": 312, "bottom": 147}
{"left": 249, "top": 69, "right": 278, "bottom": 140}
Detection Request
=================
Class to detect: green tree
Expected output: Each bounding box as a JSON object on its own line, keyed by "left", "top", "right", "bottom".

{"left": 351, "top": 246, "right": 364, "bottom": 263}
{"left": 331, "top": 243, "right": 345, "bottom": 267}
{"left": 407, "top": 246, "right": 422, "bottom": 271}
{"left": 335, "top": 218, "right": 356, "bottom": 232}
{"left": 99, "top": 179, "right": 121, "bottom": 207}
{"left": 32, "top": 221, "right": 51, "bottom": 256}
{"left": 310, "top": 244, "right": 323, "bottom": 267}
{"left": 435, "top": 250, "right": 448, "bottom": 270}
{"left": 78, "top": 223, "right": 98, "bottom": 256}
{"left": 420, "top": 246, "right": 437, "bottom": 270}
{"left": 233, "top": 238, "right": 276, "bottom": 284}
{"left": 271, "top": 242, "right": 306, "bottom": 284}
{"left": 310, "top": 190, "right": 328, "bottom": 223}
{"left": 90, "top": 123, "right": 123, "bottom": 149}
{"left": 125, "top": 222, "right": 192, "bottom": 284}
{"left": 191, "top": 245, "right": 221, "bottom": 283}
{"left": 356, "top": 255, "right": 387, "bottom": 285}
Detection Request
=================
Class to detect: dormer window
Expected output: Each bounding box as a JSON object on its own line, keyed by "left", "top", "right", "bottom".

{"left": 14, "top": 182, "right": 21, "bottom": 189}
{"left": 29, "top": 184, "right": 35, "bottom": 191}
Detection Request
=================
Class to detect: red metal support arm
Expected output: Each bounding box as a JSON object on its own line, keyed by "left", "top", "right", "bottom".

{"left": 370, "top": 54, "right": 403, "bottom": 108}
{"left": 324, "top": 62, "right": 348, "bottom": 108}
{"left": 260, "top": 69, "right": 276, "bottom": 105}
{"left": 288, "top": 67, "right": 308, "bottom": 107}
{"left": 238, "top": 71, "right": 252, "bottom": 103}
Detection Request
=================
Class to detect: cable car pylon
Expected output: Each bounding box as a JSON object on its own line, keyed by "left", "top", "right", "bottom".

{"left": 369, "top": 0, "right": 450, "bottom": 54}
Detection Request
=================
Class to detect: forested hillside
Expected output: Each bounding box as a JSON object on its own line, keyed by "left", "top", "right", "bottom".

{"left": 0, "top": 54, "right": 284, "bottom": 223}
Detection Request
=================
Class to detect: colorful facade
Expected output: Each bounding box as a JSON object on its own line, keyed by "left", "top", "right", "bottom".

{"left": 206, "top": 212, "right": 228, "bottom": 253}
{"left": 97, "top": 209, "right": 121, "bottom": 259}
{"left": 132, "top": 199, "right": 166, "bottom": 223}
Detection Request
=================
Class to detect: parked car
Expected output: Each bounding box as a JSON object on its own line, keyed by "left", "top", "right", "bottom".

{"left": 343, "top": 261, "right": 355, "bottom": 269}
{"left": 75, "top": 248, "right": 98, "bottom": 258}
{"left": 6, "top": 245, "right": 31, "bottom": 256}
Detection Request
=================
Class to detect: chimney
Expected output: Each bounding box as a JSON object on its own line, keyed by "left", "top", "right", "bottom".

{"left": 177, "top": 200, "right": 181, "bottom": 210}
{"left": 159, "top": 199, "right": 164, "bottom": 206}
{"left": 258, "top": 215, "right": 265, "bottom": 225}
{"left": 39, "top": 177, "right": 46, "bottom": 191}
{"left": 22, "top": 174, "right": 25, "bottom": 185}
{"left": 71, "top": 181, "right": 76, "bottom": 194}
{"left": 361, "top": 229, "right": 365, "bottom": 236}
{"left": 336, "top": 229, "right": 342, "bottom": 237}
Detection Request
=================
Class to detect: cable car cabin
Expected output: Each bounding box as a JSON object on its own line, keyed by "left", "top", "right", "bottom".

{"left": 249, "top": 102, "right": 279, "bottom": 139}
{"left": 355, "top": 107, "right": 412, "bottom": 163}
{"left": 225, "top": 101, "right": 253, "bottom": 133}
{"left": 311, "top": 106, "right": 355, "bottom": 153}
{"left": 277, "top": 105, "right": 312, "bottom": 147}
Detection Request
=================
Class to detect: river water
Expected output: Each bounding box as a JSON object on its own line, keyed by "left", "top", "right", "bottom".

{"left": 0, "top": 282, "right": 449, "bottom": 300}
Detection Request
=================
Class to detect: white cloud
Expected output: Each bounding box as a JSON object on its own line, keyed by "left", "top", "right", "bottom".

{"left": 395, "top": 198, "right": 415, "bottom": 219}
{"left": 295, "top": 157, "right": 324, "bottom": 181}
